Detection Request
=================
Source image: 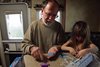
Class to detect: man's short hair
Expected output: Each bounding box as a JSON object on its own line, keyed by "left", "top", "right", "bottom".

{"left": 42, "top": 0, "right": 60, "bottom": 9}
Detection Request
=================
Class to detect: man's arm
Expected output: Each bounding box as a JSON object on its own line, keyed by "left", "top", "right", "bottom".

{"left": 47, "top": 23, "right": 66, "bottom": 58}
{"left": 21, "top": 24, "right": 34, "bottom": 54}
{"left": 21, "top": 22, "right": 45, "bottom": 61}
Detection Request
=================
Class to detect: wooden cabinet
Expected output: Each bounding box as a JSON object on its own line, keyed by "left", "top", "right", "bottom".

{"left": 0, "top": 3, "right": 29, "bottom": 67}
{"left": 5, "top": 51, "right": 23, "bottom": 66}
{"left": 0, "top": 0, "right": 32, "bottom": 8}
{"left": 1, "top": 40, "right": 23, "bottom": 66}
{"left": 0, "top": 58, "right": 2, "bottom": 67}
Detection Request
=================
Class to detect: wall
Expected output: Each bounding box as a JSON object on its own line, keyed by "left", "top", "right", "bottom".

{"left": 30, "top": 0, "right": 42, "bottom": 22}
{"left": 31, "top": 0, "right": 65, "bottom": 24}
{"left": 65, "top": 0, "right": 100, "bottom": 32}
{"left": 31, "top": 0, "right": 100, "bottom": 32}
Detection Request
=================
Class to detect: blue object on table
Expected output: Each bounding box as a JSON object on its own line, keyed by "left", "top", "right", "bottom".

{"left": 10, "top": 57, "right": 21, "bottom": 67}
{"left": 48, "top": 52, "right": 55, "bottom": 57}
{"left": 67, "top": 53, "right": 93, "bottom": 67}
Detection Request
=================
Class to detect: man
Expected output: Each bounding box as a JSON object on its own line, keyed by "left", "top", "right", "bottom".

{"left": 21, "top": 0, "right": 65, "bottom": 66}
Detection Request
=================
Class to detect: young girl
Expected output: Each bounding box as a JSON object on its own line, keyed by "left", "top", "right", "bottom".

{"left": 61, "top": 21, "right": 100, "bottom": 67}
{"left": 61, "top": 21, "right": 98, "bottom": 58}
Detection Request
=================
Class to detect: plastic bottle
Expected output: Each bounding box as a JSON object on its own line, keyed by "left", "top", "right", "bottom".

{"left": 41, "top": 63, "right": 49, "bottom": 67}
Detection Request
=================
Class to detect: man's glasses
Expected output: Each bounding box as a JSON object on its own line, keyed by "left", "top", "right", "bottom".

{"left": 43, "top": 10, "right": 58, "bottom": 18}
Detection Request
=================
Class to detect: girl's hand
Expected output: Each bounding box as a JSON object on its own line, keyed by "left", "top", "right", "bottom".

{"left": 69, "top": 48, "right": 77, "bottom": 56}
{"left": 76, "top": 49, "right": 88, "bottom": 58}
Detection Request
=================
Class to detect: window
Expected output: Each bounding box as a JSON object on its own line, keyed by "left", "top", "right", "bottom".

{"left": 0, "top": 3, "right": 29, "bottom": 40}
{"left": 5, "top": 11, "right": 24, "bottom": 39}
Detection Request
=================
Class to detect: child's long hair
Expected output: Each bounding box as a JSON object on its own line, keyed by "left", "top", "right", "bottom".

{"left": 70, "top": 21, "right": 91, "bottom": 49}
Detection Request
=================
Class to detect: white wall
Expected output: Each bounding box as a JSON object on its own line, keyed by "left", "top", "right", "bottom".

{"left": 65, "top": 0, "right": 100, "bottom": 32}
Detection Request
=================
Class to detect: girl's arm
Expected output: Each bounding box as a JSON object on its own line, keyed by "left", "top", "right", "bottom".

{"left": 76, "top": 43, "right": 99, "bottom": 58}
{"left": 86, "top": 43, "right": 99, "bottom": 53}
{"left": 61, "top": 40, "right": 76, "bottom": 55}
{"left": 61, "top": 39, "right": 72, "bottom": 51}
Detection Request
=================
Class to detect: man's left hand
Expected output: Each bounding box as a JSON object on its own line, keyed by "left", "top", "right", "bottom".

{"left": 47, "top": 46, "right": 58, "bottom": 58}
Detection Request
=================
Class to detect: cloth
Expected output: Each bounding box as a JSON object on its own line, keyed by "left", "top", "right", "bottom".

{"left": 87, "top": 54, "right": 100, "bottom": 67}
{"left": 61, "top": 53, "right": 100, "bottom": 67}
{"left": 67, "top": 53, "right": 93, "bottom": 67}
{"left": 21, "top": 19, "right": 65, "bottom": 53}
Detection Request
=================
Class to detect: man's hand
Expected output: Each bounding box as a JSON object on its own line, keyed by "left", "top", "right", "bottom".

{"left": 47, "top": 46, "right": 58, "bottom": 58}
{"left": 30, "top": 47, "right": 44, "bottom": 61}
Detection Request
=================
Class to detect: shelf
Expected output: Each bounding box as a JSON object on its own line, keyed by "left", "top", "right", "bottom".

{"left": 2, "top": 40, "right": 22, "bottom": 43}
{"left": 4, "top": 51, "right": 25, "bottom": 54}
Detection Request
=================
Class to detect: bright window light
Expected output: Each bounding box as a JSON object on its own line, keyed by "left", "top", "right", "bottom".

{"left": 5, "top": 11, "right": 24, "bottom": 39}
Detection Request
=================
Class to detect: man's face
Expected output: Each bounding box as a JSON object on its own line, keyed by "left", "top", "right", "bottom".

{"left": 42, "top": 3, "right": 58, "bottom": 23}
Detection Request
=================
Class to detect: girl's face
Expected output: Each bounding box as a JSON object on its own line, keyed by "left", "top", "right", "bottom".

{"left": 75, "top": 33, "right": 86, "bottom": 43}
{"left": 75, "top": 35, "right": 84, "bottom": 42}
{"left": 72, "top": 22, "right": 88, "bottom": 43}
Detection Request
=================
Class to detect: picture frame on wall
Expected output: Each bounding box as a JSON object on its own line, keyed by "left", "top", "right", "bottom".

{"left": 0, "top": 0, "right": 11, "bottom": 2}
{"left": 0, "top": 0, "right": 32, "bottom": 8}
{"left": 16, "top": 0, "right": 32, "bottom": 8}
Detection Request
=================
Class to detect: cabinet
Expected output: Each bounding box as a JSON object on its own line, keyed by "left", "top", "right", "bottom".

{"left": 5, "top": 51, "right": 23, "bottom": 66}
{"left": 0, "top": 58, "right": 1, "bottom": 67}
{"left": 0, "top": 3, "right": 29, "bottom": 67}
{"left": 1, "top": 40, "right": 23, "bottom": 66}
{"left": 0, "top": 0, "right": 32, "bottom": 8}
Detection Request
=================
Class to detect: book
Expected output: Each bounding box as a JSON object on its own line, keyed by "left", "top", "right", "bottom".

{"left": 67, "top": 53, "right": 93, "bottom": 67}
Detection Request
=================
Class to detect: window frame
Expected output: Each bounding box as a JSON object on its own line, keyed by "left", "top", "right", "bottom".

{"left": 0, "top": 3, "right": 29, "bottom": 40}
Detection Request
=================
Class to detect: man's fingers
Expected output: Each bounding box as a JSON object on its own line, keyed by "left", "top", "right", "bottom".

{"left": 30, "top": 47, "right": 44, "bottom": 60}
{"left": 31, "top": 47, "right": 39, "bottom": 55}
{"left": 38, "top": 50, "right": 43, "bottom": 61}
{"left": 34, "top": 51, "right": 40, "bottom": 59}
{"left": 31, "top": 47, "right": 41, "bottom": 59}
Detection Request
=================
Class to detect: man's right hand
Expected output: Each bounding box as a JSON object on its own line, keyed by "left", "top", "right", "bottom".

{"left": 30, "top": 47, "right": 44, "bottom": 61}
